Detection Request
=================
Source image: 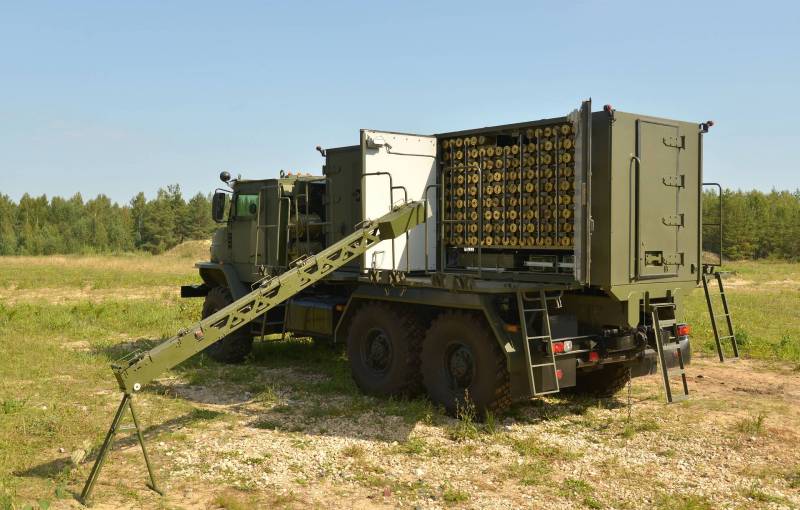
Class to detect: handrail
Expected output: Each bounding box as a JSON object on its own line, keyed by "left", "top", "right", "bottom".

{"left": 702, "top": 182, "right": 723, "bottom": 269}
{"left": 361, "top": 171, "right": 398, "bottom": 270}
{"left": 423, "top": 183, "right": 439, "bottom": 273}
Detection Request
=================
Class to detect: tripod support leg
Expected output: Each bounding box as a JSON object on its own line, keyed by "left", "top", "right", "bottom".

{"left": 79, "top": 393, "right": 162, "bottom": 505}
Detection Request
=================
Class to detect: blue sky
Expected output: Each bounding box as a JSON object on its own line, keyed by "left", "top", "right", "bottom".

{"left": 1, "top": 0, "right": 798, "bottom": 203}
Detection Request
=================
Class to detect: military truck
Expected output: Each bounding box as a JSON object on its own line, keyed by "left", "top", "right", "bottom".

{"left": 82, "top": 100, "right": 737, "bottom": 502}
{"left": 178, "top": 100, "right": 709, "bottom": 413}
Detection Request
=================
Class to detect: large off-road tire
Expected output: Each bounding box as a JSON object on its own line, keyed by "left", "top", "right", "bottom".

{"left": 572, "top": 365, "right": 630, "bottom": 398}
{"left": 421, "top": 312, "right": 511, "bottom": 416}
{"left": 346, "top": 302, "right": 424, "bottom": 397}
{"left": 201, "top": 286, "right": 254, "bottom": 364}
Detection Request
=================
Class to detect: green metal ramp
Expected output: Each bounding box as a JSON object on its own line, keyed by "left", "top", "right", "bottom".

{"left": 80, "top": 200, "right": 427, "bottom": 504}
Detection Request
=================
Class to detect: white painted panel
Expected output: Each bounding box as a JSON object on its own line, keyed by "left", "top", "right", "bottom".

{"left": 361, "top": 130, "right": 437, "bottom": 271}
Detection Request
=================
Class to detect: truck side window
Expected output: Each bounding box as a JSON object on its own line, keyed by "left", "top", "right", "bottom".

{"left": 234, "top": 194, "right": 259, "bottom": 219}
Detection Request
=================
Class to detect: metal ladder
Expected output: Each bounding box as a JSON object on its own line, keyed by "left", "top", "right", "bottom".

{"left": 516, "top": 290, "right": 560, "bottom": 396}
{"left": 650, "top": 303, "right": 689, "bottom": 403}
{"left": 702, "top": 268, "right": 740, "bottom": 362}
{"left": 259, "top": 302, "right": 289, "bottom": 340}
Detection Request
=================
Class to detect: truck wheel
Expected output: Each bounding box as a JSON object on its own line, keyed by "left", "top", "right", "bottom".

{"left": 346, "top": 302, "right": 424, "bottom": 397}
{"left": 201, "top": 286, "right": 254, "bottom": 363}
{"left": 572, "top": 365, "right": 630, "bottom": 398}
{"left": 421, "top": 312, "right": 510, "bottom": 416}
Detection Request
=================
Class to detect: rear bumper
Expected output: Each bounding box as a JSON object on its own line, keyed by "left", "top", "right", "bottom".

{"left": 509, "top": 325, "right": 692, "bottom": 396}
{"left": 180, "top": 283, "right": 211, "bottom": 298}
{"left": 630, "top": 336, "right": 692, "bottom": 377}
{"left": 552, "top": 336, "right": 691, "bottom": 389}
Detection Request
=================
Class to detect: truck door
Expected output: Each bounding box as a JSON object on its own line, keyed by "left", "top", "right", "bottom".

{"left": 635, "top": 120, "right": 685, "bottom": 279}
{"left": 230, "top": 190, "right": 260, "bottom": 279}
{"left": 361, "top": 130, "right": 437, "bottom": 272}
{"left": 259, "top": 182, "right": 287, "bottom": 272}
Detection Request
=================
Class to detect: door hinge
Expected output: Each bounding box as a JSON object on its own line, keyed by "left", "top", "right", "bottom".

{"left": 366, "top": 135, "right": 390, "bottom": 150}
{"left": 661, "top": 214, "right": 684, "bottom": 227}
{"left": 664, "top": 253, "right": 684, "bottom": 266}
{"left": 662, "top": 174, "right": 685, "bottom": 188}
{"left": 662, "top": 135, "right": 685, "bottom": 149}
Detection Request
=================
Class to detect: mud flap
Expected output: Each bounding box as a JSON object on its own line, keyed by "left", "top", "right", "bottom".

{"left": 630, "top": 338, "right": 691, "bottom": 378}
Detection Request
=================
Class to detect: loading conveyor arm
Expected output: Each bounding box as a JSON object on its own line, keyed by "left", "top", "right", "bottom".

{"left": 113, "top": 199, "right": 427, "bottom": 394}
{"left": 80, "top": 200, "right": 426, "bottom": 504}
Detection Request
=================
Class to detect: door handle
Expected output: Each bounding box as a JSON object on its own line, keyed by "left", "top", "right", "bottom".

{"left": 629, "top": 155, "right": 641, "bottom": 280}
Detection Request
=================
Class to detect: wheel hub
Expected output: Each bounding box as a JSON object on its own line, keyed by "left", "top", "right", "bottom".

{"left": 364, "top": 328, "right": 392, "bottom": 373}
{"left": 446, "top": 343, "right": 474, "bottom": 388}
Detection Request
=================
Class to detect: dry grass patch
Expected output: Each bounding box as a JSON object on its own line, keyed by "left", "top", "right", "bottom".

{"left": 733, "top": 412, "right": 767, "bottom": 435}
{"left": 560, "top": 478, "right": 602, "bottom": 509}
{"left": 442, "top": 485, "right": 469, "bottom": 504}
{"left": 508, "top": 434, "right": 583, "bottom": 461}
{"left": 503, "top": 459, "right": 552, "bottom": 486}
{"left": 654, "top": 493, "right": 713, "bottom": 510}
{"left": 340, "top": 444, "right": 366, "bottom": 460}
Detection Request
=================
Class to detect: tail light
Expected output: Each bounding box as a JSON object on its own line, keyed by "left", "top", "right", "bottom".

{"left": 676, "top": 324, "right": 691, "bottom": 337}
{"left": 551, "top": 340, "right": 573, "bottom": 354}
{"left": 588, "top": 351, "right": 600, "bottom": 362}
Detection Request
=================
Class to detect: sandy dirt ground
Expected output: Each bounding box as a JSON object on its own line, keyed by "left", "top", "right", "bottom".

{"left": 47, "top": 356, "right": 799, "bottom": 510}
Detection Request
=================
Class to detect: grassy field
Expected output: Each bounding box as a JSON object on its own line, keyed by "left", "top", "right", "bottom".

{"left": 0, "top": 249, "right": 798, "bottom": 509}
{"left": 684, "top": 260, "right": 800, "bottom": 363}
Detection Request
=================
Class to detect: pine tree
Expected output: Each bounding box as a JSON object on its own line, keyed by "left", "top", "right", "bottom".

{"left": 139, "top": 188, "right": 178, "bottom": 254}
{"left": 0, "top": 194, "right": 18, "bottom": 255}
{"left": 130, "top": 192, "right": 147, "bottom": 249}
{"left": 183, "top": 193, "right": 214, "bottom": 240}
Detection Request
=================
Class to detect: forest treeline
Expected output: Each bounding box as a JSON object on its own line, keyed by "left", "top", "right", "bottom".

{"left": 0, "top": 186, "right": 798, "bottom": 260}
{"left": 0, "top": 185, "right": 215, "bottom": 255}
{"left": 702, "top": 189, "right": 800, "bottom": 261}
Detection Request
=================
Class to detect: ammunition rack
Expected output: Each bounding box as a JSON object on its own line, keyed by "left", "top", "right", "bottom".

{"left": 440, "top": 121, "right": 578, "bottom": 274}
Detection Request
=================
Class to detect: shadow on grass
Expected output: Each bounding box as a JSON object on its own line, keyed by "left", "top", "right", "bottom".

{"left": 505, "top": 392, "right": 628, "bottom": 426}
{"left": 90, "top": 335, "right": 424, "bottom": 441}
{"left": 14, "top": 406, "right": 225, "bottom": 481}
{"left": 94, "top": 333, "right": 349, "bottom": 383}
{"left": 13, "top": 457, "right": 73, "bottom": 479}
{"left": 90, "top": 335, "right": 624, "bottom": 442}
{"left": 93, "top": 334, "right": 358, "bottom": 401}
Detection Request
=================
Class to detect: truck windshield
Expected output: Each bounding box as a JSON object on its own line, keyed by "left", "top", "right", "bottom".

{"left": 234, "top": 194, "right": 259, "bottom": 219}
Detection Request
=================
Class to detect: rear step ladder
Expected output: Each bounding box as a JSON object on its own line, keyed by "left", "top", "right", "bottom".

{"left": 650, "top": 303, "right": 689, "bottom": 403}
{"left": 516, "top": 290, "right": 560, "bottom": 396}
{"left": 702, "top": 268, "right": 740, "bottom": 362}
{"left": 258, "top": 301, "right": 289, "bottom": 340}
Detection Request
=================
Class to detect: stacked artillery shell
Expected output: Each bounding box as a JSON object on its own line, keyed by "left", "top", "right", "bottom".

{"left": 441, "top": 122, "right": 577, "bottom": 249}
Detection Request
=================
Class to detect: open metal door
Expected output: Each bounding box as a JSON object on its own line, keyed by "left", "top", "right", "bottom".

{"left": 360, "top": 130, "right": 437, "bottom": 272}
{"left": 259, "top": 182, "right": 288, "bottom": 271}
{"left": 635, "top": 120, "right": 685, "bottom": 279}
{"left": 573, "top": 100, "right": 592, "bottom": 285}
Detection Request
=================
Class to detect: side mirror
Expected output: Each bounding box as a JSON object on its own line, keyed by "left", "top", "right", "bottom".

{"left": 211, "top": 192, "right": 228, "bottom": 223}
